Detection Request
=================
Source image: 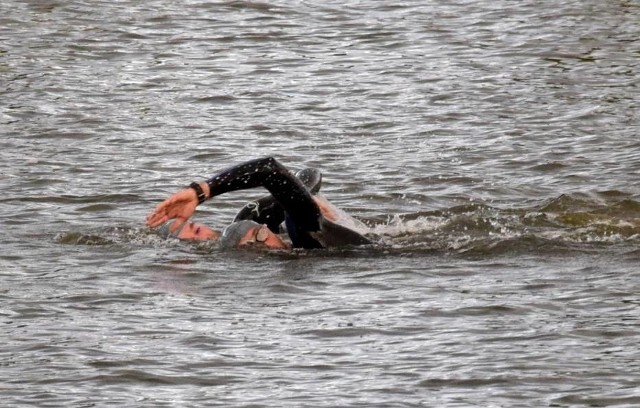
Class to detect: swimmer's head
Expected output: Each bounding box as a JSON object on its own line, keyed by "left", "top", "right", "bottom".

{"left": 157, "top": 219, "right": 219, "bottom": 241}
{"left": 220, "top": 220, "right": 288, "bottom": 249}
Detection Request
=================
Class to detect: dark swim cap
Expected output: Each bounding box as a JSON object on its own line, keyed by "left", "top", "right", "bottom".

{"left": 219, "top": 220, "right": 262, "bottom": 248}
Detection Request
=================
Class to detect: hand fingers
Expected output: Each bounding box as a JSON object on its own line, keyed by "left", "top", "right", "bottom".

{"left": 145, "top": 190, "right": 196, "bottom": 228}
{"left": 146, "top": 201, "right": 175, "bottom": 227}
{"left": 146, "top": 211, "right": 168, "bottom": 228}
{"left": 145, "top": 196, "right": 177, "bottom": 226}
{"left": 146, "top": 201, "right": 188, "bottom": 227}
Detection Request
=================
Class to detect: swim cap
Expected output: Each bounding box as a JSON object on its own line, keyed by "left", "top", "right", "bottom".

{"left": 219, "top": 220, "right": 262, "bottom": 248}
{"left": 157, "top": 219, "right": 188, "bottom": 239}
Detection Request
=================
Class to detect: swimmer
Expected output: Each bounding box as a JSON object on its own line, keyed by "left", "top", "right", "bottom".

{"left": 145, "top": 157, "right": 372, "bottom": 249}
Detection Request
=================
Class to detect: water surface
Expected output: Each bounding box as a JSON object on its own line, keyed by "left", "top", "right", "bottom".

{"left": 1, "top": 0, "right": 639, "bottom": 406}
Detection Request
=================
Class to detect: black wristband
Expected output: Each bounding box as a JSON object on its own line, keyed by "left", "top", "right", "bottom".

{"left": 189, "top": 182, "right": 206, "bottom": 205}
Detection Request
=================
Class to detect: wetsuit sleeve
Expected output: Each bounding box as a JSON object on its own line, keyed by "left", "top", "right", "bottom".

{"left": 232, "top": 167, "right": 323, "bottom": 234}
{"left": 233, "top": 195, "right": 285, "bottom": 233}
{"left": 205, "top": 157, "right": 321, "bottom": 231}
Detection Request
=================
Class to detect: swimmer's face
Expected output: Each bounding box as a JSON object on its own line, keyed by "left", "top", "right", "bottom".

{"left": 176, "top": 222, "right": 220, "bottom": 241}
{"left": 238, "top": 225, "right": 288, "bottom": 249}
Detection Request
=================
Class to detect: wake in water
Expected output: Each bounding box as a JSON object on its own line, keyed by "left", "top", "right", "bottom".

{"left": 56, "top": 192, "right": 640, "bottom": 257}
{"left": 367, "top": 192, "right": 640, "bottom": 255}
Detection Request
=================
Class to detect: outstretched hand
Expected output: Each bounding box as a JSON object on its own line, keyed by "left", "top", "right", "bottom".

{"left": 146, "top": 189, "right": 199, "bottom": 228}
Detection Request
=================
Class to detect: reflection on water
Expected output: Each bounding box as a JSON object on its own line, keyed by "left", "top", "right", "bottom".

{"left": 1, "top": 0, "right": 640, "bottom": 406}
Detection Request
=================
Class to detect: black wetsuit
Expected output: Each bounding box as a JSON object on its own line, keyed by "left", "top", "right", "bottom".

{"left": 205, "top": 157, "right": 371, "bottom": 249}
{"left": 232, "top": 167, "right": 323, "bottom": 233}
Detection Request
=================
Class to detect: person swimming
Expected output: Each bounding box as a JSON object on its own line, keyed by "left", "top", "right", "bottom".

{"left": 145, "top": 157, "right": 372, "bottom": 249}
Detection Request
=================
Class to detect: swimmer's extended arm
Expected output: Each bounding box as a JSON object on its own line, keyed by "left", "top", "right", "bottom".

{"left": 205, "top": 157, "right": 321, "bottom": 231}
{"left": 146, "top": 157, "right": 321, "bottom": 233}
